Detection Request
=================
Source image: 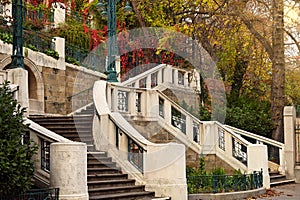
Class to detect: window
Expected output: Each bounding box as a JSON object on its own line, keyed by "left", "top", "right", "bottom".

{"left": 159, "top": 97, "right": 164, "bottom": 118}
{"left": 117, "top": 90, "right": 128, "bottom": 112}
{"left": 136, "top": 92, "right": 141, "bottom": 113}
{"left": 41, "top": 139, "right": 51, "bottom": 172}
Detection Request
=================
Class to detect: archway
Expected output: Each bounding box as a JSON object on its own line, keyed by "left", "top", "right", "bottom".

{"left": 0, "top": 56, "right": 45, "bottom": 114}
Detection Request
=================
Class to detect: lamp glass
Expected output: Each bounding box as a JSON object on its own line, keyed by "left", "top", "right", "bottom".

{"left": 124, "top": 1, "right": 132, "bottom": 13}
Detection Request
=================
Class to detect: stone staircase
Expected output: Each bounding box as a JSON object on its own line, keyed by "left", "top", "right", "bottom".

{"left": 269, "top": 171, "right": 296, "bottom": 187}
{"left": 30, "top": 105, "right": 156, "bottom": 200}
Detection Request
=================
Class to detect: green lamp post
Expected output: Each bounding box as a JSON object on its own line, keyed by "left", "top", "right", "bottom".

{"left": 97, "top": 0, "right": 132, "bottom": 82}
{"left": 10, "top": 0, "right": 24, "bottom": 69}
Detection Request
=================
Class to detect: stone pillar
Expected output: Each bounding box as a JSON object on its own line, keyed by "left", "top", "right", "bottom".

{"left": 247, "top": 144, "right": 270, "bottom": 189}
{"left": 184, "top": 72, "right": 189, "bottom": 87}
{"left": 164, "top": 65, "right": 173, "bottom": 83}
{"left": 157, "top": 69, "right": 162, "bottom": 85}
{"left": 54, "top": 37, "right": 65, "bottom": 70}
{"left": 7, "top": 68, "right": 29, "bottom": 110}
{"left": 284, "top": 106, "right": 296, "bottom": 179}
{"left": 116, "top": 56, "right": 121, "bottom": 82}
{"left": 50, "top": 142, "right": 88, "bottom": 200}
{"left": 53, "top": 3, "right": 65, "bottom": 28}
{"left": 173, "top": 69, "right": 178, "bottom": 85}
{"left": 146, "top": 74, "right": 151, "bottom": 89}
{"left": 144, "top": 143, "right": 187, "bottom": 200}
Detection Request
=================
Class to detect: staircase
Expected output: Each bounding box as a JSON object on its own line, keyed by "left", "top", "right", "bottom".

{"left": 269, "top": 172, "right": 295, "bottom": 187}
{"left": 30, "top": 105, "right": 156, "bottom": 200}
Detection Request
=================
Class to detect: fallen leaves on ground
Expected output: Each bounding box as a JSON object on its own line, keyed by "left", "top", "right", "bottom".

{"left": 247, "top": 189, "right": 285, "bottom": 199}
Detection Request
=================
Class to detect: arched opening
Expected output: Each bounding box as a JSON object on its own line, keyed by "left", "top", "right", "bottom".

{"left": 26, "top": 66, "right": 38, "bottom": 99}
{"left": 1, "top": 56, "right": 45, "bottom": 114}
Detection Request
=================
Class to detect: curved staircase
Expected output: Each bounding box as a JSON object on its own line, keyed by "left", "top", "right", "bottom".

{"left": 30, "top": 105, "right": 156, "bottom": 200}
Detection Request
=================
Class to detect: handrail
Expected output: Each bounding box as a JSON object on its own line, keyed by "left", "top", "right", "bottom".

{"left": 224, "top": 125, "right": 284, "bottom": 148}
{"left": 25, "top": 118, "right": 71, "bottom": 143}
{"left": 157, "top": 89, "right": 202, "bottom": 124}
{"left": 217, "top": 122, "right": 252, "bottom": 146}
{"left": 120, "top": 64, "right": 166, "bottom": 86}
{"left": 109, "top": 112, "right": 150, "bottom": 150}
{"left": 67, "top": 86, "right": 93, "bottom": 101}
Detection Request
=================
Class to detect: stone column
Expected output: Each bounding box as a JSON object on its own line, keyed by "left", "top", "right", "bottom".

{"left": 284, "top": 106, "right": 296, "bottom": 179}
{"left": 164, "top": 65, "right": 173, "bottom": 83}
{"left": 247, "top": 144, "right": 270, "bottom": 189}
{"left": 7, "top": 68, "right": 29, "bottom": 110}
{"left": 115, "top": 56, "right": 121, "bottom": 82}
{"left": 50, "top": 142, "right": 88, "bottom": 200}
{"left": 54, "top": 37, "right": 65, "bottom": 70}
{"left": 53, "top": 3, "right": 65, "bottom": 28}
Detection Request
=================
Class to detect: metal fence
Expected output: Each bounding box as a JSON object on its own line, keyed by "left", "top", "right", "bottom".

{"left": 187, "top": 170, "right": 263, "bottom": 194}
{"left": 0, "top": 188, "right": 59, "bottom": 200}
{"left": 23, "top": 27, "right": 55, "bottom": 53}
{"left": 0, "top": 16, "right": 105, "bottom": 73}
{"left": 65, "top": 42, "right": 106, "bottom": 72}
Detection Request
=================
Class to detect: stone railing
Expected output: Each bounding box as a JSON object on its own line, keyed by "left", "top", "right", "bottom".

{"left": 120, "top": 64, "right": 200, "bottom": 92}
{"left": 225, "top": 125, "right": 285, "bottom": 174}
{"left": 25, "top": 118, "right": 71, "bottom": 184}
{"left": 99, "top": 81, "right": 270, "bottom": 189}
{"left": 93, "top": 80, "right": 187, "bottom": 200}
{"left": 26, "top": 118, "right": 89, "bottom": 199}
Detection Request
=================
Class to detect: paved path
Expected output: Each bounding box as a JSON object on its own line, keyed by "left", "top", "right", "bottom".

{"left": 254, "top": 184, "right": 300, "bottom": 199}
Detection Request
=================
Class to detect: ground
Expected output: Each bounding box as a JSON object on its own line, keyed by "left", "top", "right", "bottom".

{"left": 251, "top": 183, "right": 300, "bottom": 200}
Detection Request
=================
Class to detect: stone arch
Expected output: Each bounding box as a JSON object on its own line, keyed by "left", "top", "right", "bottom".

{"left": 0, "top": 56, "right": 45, "bottom": 114}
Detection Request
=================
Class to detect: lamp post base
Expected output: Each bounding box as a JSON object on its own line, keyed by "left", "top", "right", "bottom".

{"left": 106, "top": 70, "right": 118, "bottom": 82}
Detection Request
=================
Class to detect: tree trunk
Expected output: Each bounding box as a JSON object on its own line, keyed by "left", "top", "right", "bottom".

{"left": 131, "top": 0, "right": 147, "bottom": 27}
{"left": 271, "top": 0, "right": 285, "bottom": 142}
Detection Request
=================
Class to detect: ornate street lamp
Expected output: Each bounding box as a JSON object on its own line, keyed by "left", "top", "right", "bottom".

{"left": 10, "top": 0, "right": 24, "bottom": 69}
{"left": 97, "top": 0, "right": 132, "bottom": 82}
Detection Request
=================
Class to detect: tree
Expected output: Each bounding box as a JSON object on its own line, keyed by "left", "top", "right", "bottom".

{"left": 0, "top": 81, "right": 37, "bottom": 196}
{"left": 231, "top": 0, "right": 286, "bottom": 142}
{"left": 132, "top": 0, "right": 300, "bottom": 142}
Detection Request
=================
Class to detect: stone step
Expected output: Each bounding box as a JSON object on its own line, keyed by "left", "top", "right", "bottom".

{"left": 87, "top": 151, "right": 108, "bottom": 157}
{"left": 87, "top": 173, "right": 128, "bottom": 181}
{"left": 270, "top": 173, "right": 296, "bottom": 187}
{"left": 88, "top": 185, "right": 146, "bottom": 196}
{"left": 88, "top": 156, "right": 112, "bottom": 163}
{"left": 270, "top": 178, "right": 296, "bottom": 187}
{"left": 87, "top": 161, "right": 117, "bottom": 168}
{"left": 48, "top": 129, "right": 92, "bottom": 134}
{"left": 89, "top": 191, "right": 155, "bottom": 200}
{"left": 87, "top": 167, "right": 122, "bottom": 175}
{"left": 30, "top": 116, "right": 93, "bottom": 123}
{"left": 88, "top": 179, "right": 136, "bottom": 189}
{"left": 36, "top": 124, "right": 92, "bottom": 129}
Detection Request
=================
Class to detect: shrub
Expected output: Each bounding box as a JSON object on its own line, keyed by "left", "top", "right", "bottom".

{"left": 225, "top": 95, "right": 272, "bottom": 137}
{"left": 0, "top": 81, "right": 37, "bottom": 196}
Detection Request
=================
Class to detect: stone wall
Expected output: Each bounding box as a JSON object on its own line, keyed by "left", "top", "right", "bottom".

{"left": 43, "top": 64, "right": 105, "bottom": 115}
{"left": 203, "top": 154, "right": 236, "bottom": 174}
{"left": 162, "top": 88, "right": 200, "bottom": 114}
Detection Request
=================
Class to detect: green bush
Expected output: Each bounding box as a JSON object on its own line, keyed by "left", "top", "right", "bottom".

{"left": 225, "top": 95, "right": 272, "bottom": 137}
{"left": 43, "top": 49, "right": 59, "bottom": 59}
{"left": 0, "top": 32, "right": 13, "bottom": 44}
{"left": 0, "top": 81, "right": 37, "bottom": 196}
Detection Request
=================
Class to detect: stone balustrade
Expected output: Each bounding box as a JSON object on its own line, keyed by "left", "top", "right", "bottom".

{"left": 121, "top": 64, "right": 201, "bottom": 92}
{"left": 93, "top": 80, "right": 187, "bottom": 200}
{"left": 26, "top": 117, "right": 89, "bottom": 200}
{"left": 95, "top": 80, "right": 270, "bottom": 189}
